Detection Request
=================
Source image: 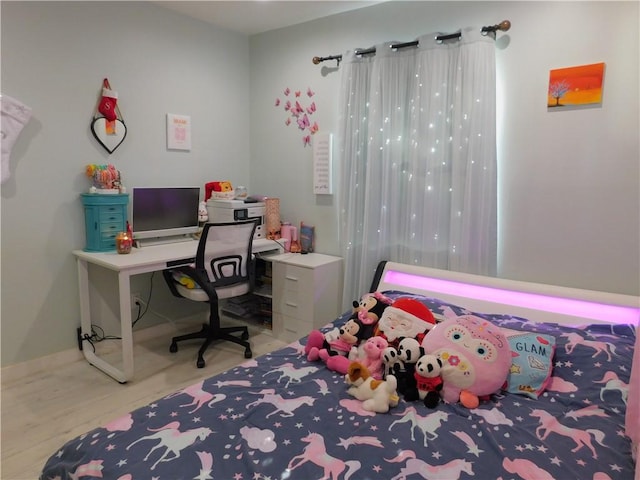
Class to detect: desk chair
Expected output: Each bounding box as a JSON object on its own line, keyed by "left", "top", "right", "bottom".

{"left": 162, "top": 220, "right": 258, "bottom": 368}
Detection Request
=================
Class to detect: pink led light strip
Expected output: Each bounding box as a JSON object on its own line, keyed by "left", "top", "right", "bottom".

{"left": 384, "top": 270, "right": 640, "bottom": 325}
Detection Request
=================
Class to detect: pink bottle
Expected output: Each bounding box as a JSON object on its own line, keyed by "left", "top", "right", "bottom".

{"left": 281, "top": 223, "right": 292, "bottom": 252}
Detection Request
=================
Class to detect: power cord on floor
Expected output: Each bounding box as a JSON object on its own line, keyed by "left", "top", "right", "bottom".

{"left": 78, "top": 325, "right": 121, "bottom": 352}
{"left": 78, "top": 271, "right": 178, "bottom": 351}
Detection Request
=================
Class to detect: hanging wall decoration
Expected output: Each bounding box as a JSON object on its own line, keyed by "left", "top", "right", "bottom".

{"left": 0, "top": 94, "right": 32, "bottom": 185}
{"left": 547, "top": 62, "right": 605, "bottom": 109}
{"left": 166, "top": 113, "right": 192, "bottom": 151}
{"left": 91, "top": 78, "right": 127, "bottom": 154}
{"left": 275, "top": 87, "right": 319, "bottom": 147}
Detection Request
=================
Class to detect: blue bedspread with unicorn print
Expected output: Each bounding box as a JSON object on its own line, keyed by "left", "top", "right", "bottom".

{"left": 40, "top": 294, "right": 637, "bottom": 480}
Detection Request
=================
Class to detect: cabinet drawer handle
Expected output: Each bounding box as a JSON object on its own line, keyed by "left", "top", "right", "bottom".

{"left": 285, "top": 301, "right": 298, "bottom": 307}
{"left": 285, "top": 275, "right": 299, "bottom": 282}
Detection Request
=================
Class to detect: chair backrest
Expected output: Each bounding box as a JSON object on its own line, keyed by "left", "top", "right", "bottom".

{"left": 196, "top": 220, "right": 258, "bottom": 288}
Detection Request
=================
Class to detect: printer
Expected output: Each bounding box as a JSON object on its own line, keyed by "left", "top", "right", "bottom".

{"left": 206, "top": 199, "right": 266, "bottom": 239}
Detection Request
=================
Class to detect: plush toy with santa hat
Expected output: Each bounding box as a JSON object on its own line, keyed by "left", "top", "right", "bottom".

{"left": 374, "top": 297, "right": 436, "bottom": 349}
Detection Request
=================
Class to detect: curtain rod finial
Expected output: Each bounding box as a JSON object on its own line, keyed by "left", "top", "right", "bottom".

{"left": 312, "top": 56, "right": 322, "bottom": 65}
{"left": 481, "top": 19, "right": 511, "bottom": 35}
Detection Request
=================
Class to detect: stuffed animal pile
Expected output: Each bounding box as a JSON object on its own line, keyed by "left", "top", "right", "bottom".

{"left": 305, "top": 292, "right": 393, "bottom": 374}
{"left": 305, "top": 292, "right": 512, "bottom": 413}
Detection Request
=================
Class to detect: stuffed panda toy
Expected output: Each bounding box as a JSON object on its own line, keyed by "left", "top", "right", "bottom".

{"left": 394, "top": 337, "right": 425, "bottom": 401}
{"left": 382, "top": 346, "right": 401, "bottom": 379}
{"left": 414, "top": 354, "right": 443, "bottom": 408}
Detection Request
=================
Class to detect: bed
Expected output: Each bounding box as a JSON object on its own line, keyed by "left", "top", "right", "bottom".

{"left": 40, "top": 261, "right": 639, "bottom": 480}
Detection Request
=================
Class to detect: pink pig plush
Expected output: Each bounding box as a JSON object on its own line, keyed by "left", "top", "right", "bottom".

{"left": 351, "top": 335, "right": 389, "bottom": 380}
{"left": 421, "top": 315, "right": 511, "bottom": 408}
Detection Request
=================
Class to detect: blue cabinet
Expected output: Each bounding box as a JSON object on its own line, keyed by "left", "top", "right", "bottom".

{"left": 81, "top": 194, "right": 129, "bottom": 252}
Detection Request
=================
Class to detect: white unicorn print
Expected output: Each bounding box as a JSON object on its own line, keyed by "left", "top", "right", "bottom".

{"left": 126, "top": 421, "right": 213, "bottom": 470}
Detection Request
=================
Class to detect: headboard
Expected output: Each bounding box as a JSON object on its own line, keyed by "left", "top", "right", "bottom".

{"left": 371, "top": 261, "right": 639, "bottom": 326}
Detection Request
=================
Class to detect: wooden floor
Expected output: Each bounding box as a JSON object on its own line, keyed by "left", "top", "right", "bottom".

{"left": 1, "top": 320, "right": 288, "bottom": 480}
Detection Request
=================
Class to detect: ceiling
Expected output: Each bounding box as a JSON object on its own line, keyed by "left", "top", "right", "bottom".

{"left": 153, "top": 1, "right": 384, "bottom": 35}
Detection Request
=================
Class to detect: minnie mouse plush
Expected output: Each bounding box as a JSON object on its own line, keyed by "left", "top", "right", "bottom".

{"left": 306, "top": 317, "right": 371, "bottom": 373}
{"left": 352, "top": 292, "right": 393, "bottom": 325}
{"left": 305, "top": 292, "right": 392, "bottom": 374}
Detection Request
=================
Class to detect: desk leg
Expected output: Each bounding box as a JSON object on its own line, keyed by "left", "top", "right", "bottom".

{"left": 118, "top": 270, "right": 134, "bottom": 381}
{"left": 77, "top": 258, "right": 133, "bottom": 383}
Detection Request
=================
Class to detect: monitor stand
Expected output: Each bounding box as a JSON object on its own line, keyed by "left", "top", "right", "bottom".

{"left": 135, "top": 234, "right": 195, "bottom": 248}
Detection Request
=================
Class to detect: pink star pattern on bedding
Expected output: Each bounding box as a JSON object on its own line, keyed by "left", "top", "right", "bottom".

{"left": 40, "top": 293, "right": 638, "bottom": 480}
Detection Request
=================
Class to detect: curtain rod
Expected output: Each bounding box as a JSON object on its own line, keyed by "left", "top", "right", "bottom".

{"left": 312, "top": 20, "right": 511, "bottom": 66}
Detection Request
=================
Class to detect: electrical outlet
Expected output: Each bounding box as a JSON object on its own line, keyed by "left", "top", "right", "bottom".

{"left": 131, "top": 292, "right": 142, "bottom": 307}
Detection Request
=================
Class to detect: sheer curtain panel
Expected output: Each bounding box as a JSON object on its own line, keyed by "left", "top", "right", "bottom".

{"left": 337, "top": 31, "right": 497, "bottom": 304}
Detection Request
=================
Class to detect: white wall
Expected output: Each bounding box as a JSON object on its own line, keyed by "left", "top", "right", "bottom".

{"left": 249, "top": 1, "right": 639, "bottom": 295}
{"left": 1, "top": 1, "right": 251, "bottom": 365}
{"left": 1, "top": 1, "right": 638, "bottom": 367}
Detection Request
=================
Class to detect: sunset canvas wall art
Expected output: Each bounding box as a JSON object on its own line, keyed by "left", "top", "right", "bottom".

{"left": 547, "top": 62, "right": 605, "bottom": 108}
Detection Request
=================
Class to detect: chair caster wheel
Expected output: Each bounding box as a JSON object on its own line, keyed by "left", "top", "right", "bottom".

{"left": 169, "top": 342, "right": 178, "bottom": 353}
{"left": 241, "top": 331, "right": 249, "bottom": 340}
{"left": 244, "top": 349, "right": 252, "bottom": 359}
{"left": 197, "top": 358, "right": 205, "bottom": 368}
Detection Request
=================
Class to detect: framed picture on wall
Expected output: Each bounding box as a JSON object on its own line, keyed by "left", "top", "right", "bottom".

{"left": 166, "top": 113, "right": 192, "bottom": 150}
{"left": 547, "top": 62, "right": 605, "bottom": 109}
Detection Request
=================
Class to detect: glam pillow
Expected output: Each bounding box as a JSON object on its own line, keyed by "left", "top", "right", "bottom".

{"left": 501, "top": 328, "right": 556, "bottom": 399}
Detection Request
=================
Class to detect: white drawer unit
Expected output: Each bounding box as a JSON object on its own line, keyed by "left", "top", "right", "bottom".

{"left": 271, "top": 253, "right": 343, "bottom": 343}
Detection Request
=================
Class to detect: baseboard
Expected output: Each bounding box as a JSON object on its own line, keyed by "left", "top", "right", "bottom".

{"left": 0, "top": 311, "right": 275, "bottom": 385}
{"left": 0, "top": 316, "right": 206, "bottom": 385}
{"left": 1, "top": 347, "right": 85, "bottom": 385}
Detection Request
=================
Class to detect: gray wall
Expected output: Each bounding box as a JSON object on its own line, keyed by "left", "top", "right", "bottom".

{"left": 249, "top": 1, "right": 639, "bottom": 293}
{"left": 1, "top": 1, "right": 638, "bottom": 367}
{"left": 1, "top": 1, "right": 251, "bottom": 365}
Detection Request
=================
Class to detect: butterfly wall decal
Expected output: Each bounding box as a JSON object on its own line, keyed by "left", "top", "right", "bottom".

{"left": 275, "top": 86, "right": 320, "bottom": 147}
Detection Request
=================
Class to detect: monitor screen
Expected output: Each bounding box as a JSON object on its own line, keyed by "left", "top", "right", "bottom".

{"left": 131, "top": 187, "right": 200, "bottom": 243}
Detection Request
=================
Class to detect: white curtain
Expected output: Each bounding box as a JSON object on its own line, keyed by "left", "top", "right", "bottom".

{"left": 337, "top": 31, "right": 497, "bottom": 304}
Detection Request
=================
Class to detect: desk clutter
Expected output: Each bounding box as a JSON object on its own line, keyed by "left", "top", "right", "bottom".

{"left": 85, "top": 163, "right": 125, "bottom": 194}
{"left": 219, "top": 255, "right": 274, "bottom": 329}
{"left": 222, "top": 295, "right": 273, "bottom": 329}
{"left": 81, "top": 163, "right": 133, "bottom": 253}
{"left": 79, "top": 175, "right": 315, "bottom": 255}
{"left": 203, "top": 180, "right": 315, "bottom": 253}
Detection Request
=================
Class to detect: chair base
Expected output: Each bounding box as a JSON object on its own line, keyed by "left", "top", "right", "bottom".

{"left": 170, "top": 323, "right": 252, "bottom": 368}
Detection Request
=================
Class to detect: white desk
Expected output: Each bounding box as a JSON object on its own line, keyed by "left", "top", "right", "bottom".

{"left": 73, "top": 238, "right": 285, "bottom": 383}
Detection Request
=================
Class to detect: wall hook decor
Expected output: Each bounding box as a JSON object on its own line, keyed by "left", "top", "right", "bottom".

{"left": 90, "top": 78, "right": 127, "bottom": 154}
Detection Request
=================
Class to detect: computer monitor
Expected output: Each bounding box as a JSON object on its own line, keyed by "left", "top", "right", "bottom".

{"left": 131, "top": 187, "right": 200, "bottom": 246}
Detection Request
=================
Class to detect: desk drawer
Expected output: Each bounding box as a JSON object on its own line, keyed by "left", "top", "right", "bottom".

{"left": 278, "top": 264, "right": 314, "bottom": 294}
{"left": 273, "top": 313, "right": 312, "bottom": 343}
{"left": 275, "top": 286, "right": 314, "bottom": 317}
